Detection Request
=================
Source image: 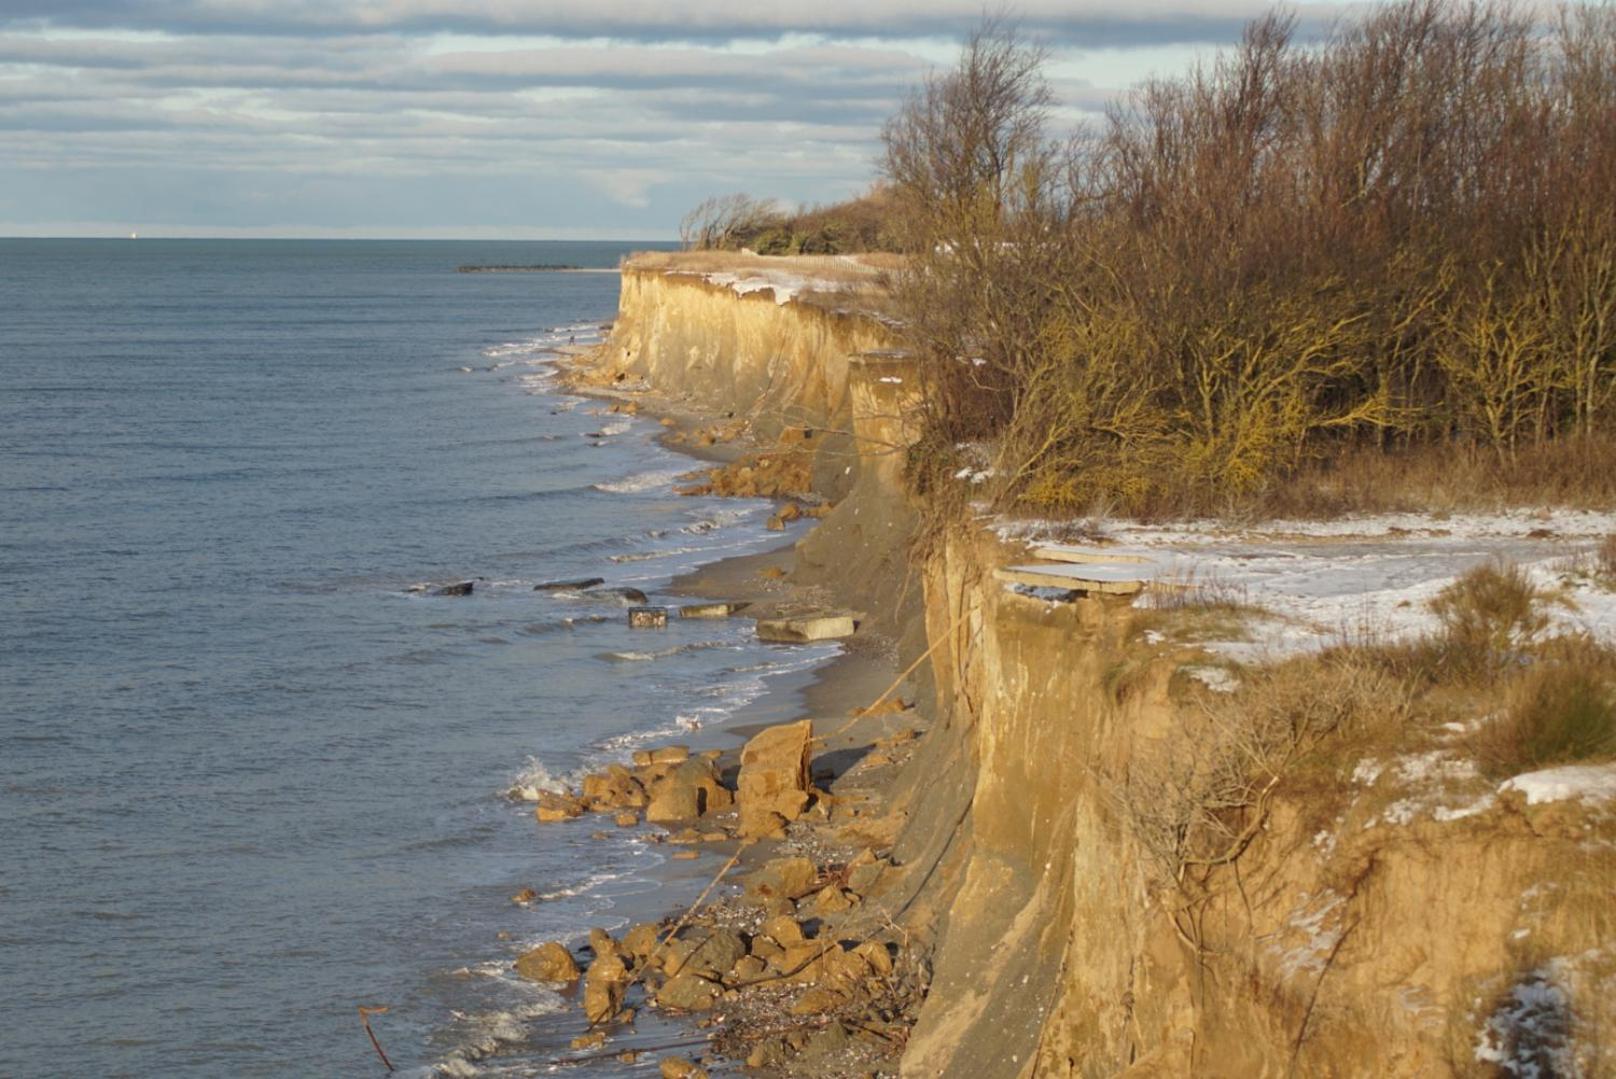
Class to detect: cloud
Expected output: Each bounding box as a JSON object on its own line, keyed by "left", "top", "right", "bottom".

{"left": 0, "top": 1, "right": 1292, "bottom": 235}
{"left": 1, "top": 1, "right": 1318, "bottom": 47}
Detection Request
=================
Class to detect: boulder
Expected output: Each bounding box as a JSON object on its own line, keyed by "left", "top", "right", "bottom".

{"left": 515, "top": 941, "right": 580, "bottom": 983}
{"left": 622, "top": 923, "right": 661, "bottom": 962}
{"left": 433, "top": 581, "right": 476, "bottom": 597}
{"left": 854, "top": 940, "right": 894, "bottom": 977}
{"left": 588, "top": 928, "right": 623, "bottom": 962}
{"left": 644, "top": 783, "right": 700, "bottom": 823}
{"left": 534, "top": 792, "right": 585, "bottom": 823}
{"left": 745, "top": 856, "right": 819, "bottom": 901}
{"left": 736, "top": 720, "right": 813, "bottom": 838}
{"left": 755, "top": 612, "right": 856, "bottom": 643}
{"left": 726, "top": 954, "right": 767, "bottom": 986}
{"left": 662, "top": 927, "right": 746, "bottom": 980}
{"left": 789, "top": 986, "right": 849, "bottom": 1016}
{"left": 645, "top": 758, "right": 732, "bottom": 822}
{"left": 583, "top": 978, "right": 623, "bottom": 1024}
{"left": 633, "top": 745, "right": 690, "bottom": 768}
{"left": 534, "top": 577, "right": 604, "bottom": 592}
{"left": 759, "top": 914, "right": 806, "bottom": 948}
{"left": 656, "top": 973, "right": 722, "bottom": 1012}
{"left": 659, "top": 1057, "right": 708, "bottom": 1079}
{"left": 614, "top": 810, "right": 639, "bottom": 828}
{"left": 582, "top": 766, "right": 647, "bottom": 809}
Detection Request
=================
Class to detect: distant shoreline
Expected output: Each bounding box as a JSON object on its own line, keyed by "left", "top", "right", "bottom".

{"left": 456, "top": 264, "right": 621, "bottom": 274}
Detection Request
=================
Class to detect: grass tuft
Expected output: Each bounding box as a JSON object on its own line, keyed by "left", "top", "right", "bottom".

{"left": 1429, "top": 561, "right": 1557, "bottom": 673}
{"left": 1475, "top": 640, "right": 1616, "bottom": 779}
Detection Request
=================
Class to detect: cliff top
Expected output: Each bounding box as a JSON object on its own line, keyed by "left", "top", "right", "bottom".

{"left": 622, "top": 250, "right": 900, "bottom": 318}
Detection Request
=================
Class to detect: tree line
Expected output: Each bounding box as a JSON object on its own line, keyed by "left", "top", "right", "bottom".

{"left": 886, "top": 2, "right": 1616, "bottom": 515}
{"left": 680, "top": 2, "right": 1616, "bottom": 516}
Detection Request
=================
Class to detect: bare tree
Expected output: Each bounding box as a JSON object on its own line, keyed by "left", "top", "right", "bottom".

{"left": 880, "top": 15, "right": 1057, "bottom": 246}
{"left": 677, "top": 193, "right": 784, "bottom": 250}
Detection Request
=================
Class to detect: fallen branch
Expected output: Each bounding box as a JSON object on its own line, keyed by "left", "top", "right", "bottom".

{"left": 542, "top": 1035, "right": 713, "bottom": 1067}
{"left": 358, "top": 1005, "right": 394, "bottom": 1073}
{"left": 815, "top": 606, "right": 971, "bottom": 748}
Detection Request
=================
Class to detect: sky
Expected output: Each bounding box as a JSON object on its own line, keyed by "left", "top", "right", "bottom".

{"left": 0, "top": 1, "right": 1353, "bottom": 239}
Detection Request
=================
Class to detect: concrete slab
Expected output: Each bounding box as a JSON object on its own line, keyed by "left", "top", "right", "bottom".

{"left": 994, "top": 562, "right": 1157, "bottom": 595}
{"left": 1030, "top": 545, "right": 1154, "bottom": 566}
{"left": 755, "top": 612, "right": 857, "bottom": 643}
{"left": 679, "top": 601, "right": 752, "bottom": 619}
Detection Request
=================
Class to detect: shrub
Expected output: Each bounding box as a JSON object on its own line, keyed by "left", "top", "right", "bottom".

{"left": 1429, "top": 561, "right": 1556, "bottom": 671}
{"left": 1476, "top": 642, "right": 1616, "bottom": 778}
{"left": 1598, "top": 534, "right": 1616, "bottom": 579}
{"left": 1117, "top": 653, "right": 1400, "bottom": 889}
{"left": 879, "top": 3, "right": 1616, "bottom": 516}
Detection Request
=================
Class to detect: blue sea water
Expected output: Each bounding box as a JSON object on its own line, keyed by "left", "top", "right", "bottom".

{"left": 0, "top": 240, "right": 826, "bottom": 1076}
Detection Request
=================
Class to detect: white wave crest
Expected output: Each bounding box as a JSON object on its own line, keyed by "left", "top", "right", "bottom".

{"left": 681, "top": 506, "right": 755, "bottom": 533}
{"left": 506, "top": 756, "right": 582, "bottom": 801}
{"left": 602, "top": 640, "right": 731, "bottom": 663}
{"left": 591, "top": 468, "right": 687, "bottom": 494}
{"left": 433, "top": 996, "right": 565, "bottom": 1075}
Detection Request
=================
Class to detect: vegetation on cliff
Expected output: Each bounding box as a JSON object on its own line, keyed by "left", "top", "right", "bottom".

{"left": 678, "top": 188, "right": 902, "bottom": 256}
{"left": 880, "top": 3, "right": 1616, "bottom": 517}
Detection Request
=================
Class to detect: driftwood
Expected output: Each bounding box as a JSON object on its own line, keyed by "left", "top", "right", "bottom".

{"left": 358, "top": 1005, "right": 394, "bottom": 1072}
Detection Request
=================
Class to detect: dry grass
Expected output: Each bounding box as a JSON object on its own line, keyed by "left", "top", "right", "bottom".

{"left": 1249, "top": 437, "right": 1616, "bottom": 519}
{"left": 1598, "top": 535, "right": 1616, "bottom": 579}
{"left": 1428, "top": 561, "right": 1558, "bottom": 673}
{"left": 1139, "top": 568, "right": 1250, "bottom": 613}
{"left": 1117, "top": 650, "right": 1405, "bottom": 890}
{"left": 622, "top": 249, "right": 904, "bottom": 282}
{"left": 885, "top": 3, "right": 1616, "bottom": 519}
{"left": 1473, "top": 637, "right": 1616, "bottom": 779}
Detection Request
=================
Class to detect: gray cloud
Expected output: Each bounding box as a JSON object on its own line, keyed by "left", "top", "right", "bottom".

{"left": 0, "top": 0, "right": 1315, "bottom": 48}
{"left": 0, "top": 1, "right": 1280, "bottom": 235}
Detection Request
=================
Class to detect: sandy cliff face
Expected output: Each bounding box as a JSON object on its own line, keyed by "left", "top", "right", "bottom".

{"left": 895, "top": 529, "right": 1613, "bottom": 1077}
{"left": 597, "top": 263, "right": 1615, "bottom": 1077}
{"left": 601, "top": 270, "right": 898, "bottom": 499}
{"left": 600, "top": 267, "right": 917, "bottom": 632}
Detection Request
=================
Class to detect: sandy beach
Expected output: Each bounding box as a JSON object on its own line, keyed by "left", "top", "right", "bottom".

{"left": 494, "top": 345, "right": 925, "bottom": 1073}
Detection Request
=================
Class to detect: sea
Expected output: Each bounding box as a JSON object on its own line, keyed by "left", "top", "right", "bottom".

{"left": 0, "top": 239, "right": 834, "bottom": 1076}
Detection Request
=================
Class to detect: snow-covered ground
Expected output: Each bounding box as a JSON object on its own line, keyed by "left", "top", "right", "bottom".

{"left": 690, "top": 269, "right": 812, "bottom": 305}
{"left": 995, "top": 510, "right": 1616, "bottom": 661}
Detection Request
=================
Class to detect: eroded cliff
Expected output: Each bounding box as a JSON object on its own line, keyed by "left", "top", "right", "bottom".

{"left": 588, "top": 258, "right": 1616, "bottom": 1078}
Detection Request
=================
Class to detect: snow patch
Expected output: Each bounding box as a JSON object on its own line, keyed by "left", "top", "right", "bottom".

{"left": 1500, "top": 764, "right": 1616, "bottom": 805}
{"left": 1473, "top": 962, "right": 1578, "bottom": 1077}
{"left": 1183, "top": 665, "right": 1240, "bottom": 693}
{"left": 993, "top": 510, "right": 1616, "bottom": 661}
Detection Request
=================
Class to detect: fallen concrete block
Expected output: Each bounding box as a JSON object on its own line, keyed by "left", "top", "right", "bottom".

{"left": 994, "top": 562, "right": 1156, "bottom": 596}
{"left": 628, "top": 606, "right": 669, "bottom": 628}
{"left": 534, "top": 576, "right": 605, "bottom": 591}
{"left": 679, "top": 601, "right": 751, "bottom": 619}
{"left": 755, "top": 612, "right": 856, "bottom": 643}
